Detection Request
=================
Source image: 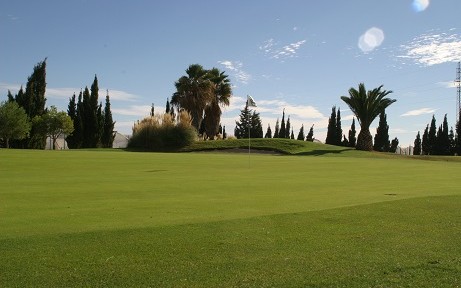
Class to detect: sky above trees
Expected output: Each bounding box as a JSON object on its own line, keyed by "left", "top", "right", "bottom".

{"left": 1, "top": 0, "right": 461, "bottom": 145}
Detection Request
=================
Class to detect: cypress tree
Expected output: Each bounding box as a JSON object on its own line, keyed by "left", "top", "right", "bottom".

{"left": 428, "top": 115, "right": 437, "bottom": 155}
{"left": 348, "top": 118, "right": 357, "bottom": 147}
{"left": 101, "top": 93, "right": 115, "bottom": 148}
{"left": 448, "top": 127, "right": 455, "bottom": 155}
{"left": 274, "top": 119, "right": 280, "bottom": 138}
{"left": 165, "top": 99, "right": 170, "bottom": 114}
{"left": 286, "top": 116, "right": 291, "bottom": 139}
{"left": 335, "top": 108, "right": 342, "bottom": 145}
{"left": 65, "top": 93, "right": 78, "bottom": 148}
{"left": 297, "top": 125, "right": 305, "bottom": 141}
{"left": 413, "top": 131, "right": 422, "bottom": 155}
{"left": 306, "top": 125, "right": 314, "bottom": 142}
{"left": 90, "top": 75, "right": 102, "bottom": 147}
{"left": 265, "top": 124, "right": 272, "bottom": 138}
{"left": 440, "top": 114, "right": 450, "bottom": 155}
{"left": 373, "top": 111, "right": 390, "bottom": 152}
{"left": 222, "top": 126, "right": 227, "bottom": 139}
{"left": 279, "top": 109, "right": 286, "bottom": 139}
{"left": 150, "top": 103, "right": 155, "bottom": 117}
{"left": 81, "top": 87, "right": 92, "bottom": 148}
{"left": 290, "top": 128, "right": 294, "bottom": 140}
{"left": 422, "top": 124, "right": 429, "bottom": 155}
{"left": 325, "top": 106, "right": 336, "bottom": 145}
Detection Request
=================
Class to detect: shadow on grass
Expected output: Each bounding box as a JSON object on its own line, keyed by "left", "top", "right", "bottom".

{"left": 295, "top": 148, "right": 352, "bottom": 156}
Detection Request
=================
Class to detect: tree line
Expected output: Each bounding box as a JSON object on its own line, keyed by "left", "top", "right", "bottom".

{"left": 0, "top": 59, "right": 115, "bottom": 149}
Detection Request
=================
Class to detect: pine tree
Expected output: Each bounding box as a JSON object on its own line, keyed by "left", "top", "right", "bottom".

{"left": 274, "top": 119, "right": 280, "bottom": 138}
{"left": 373, "top": 111, "right": 390, "bottom": 152}
{"left": 290, "top": 128, "right": 294, "bottom": 139}
{"left": 413, "top": 131, "right": 422, "bottom": 155}
{"left": 234, "top": 105, "right": 251, "bottom": 139}
{"left": 101, "top": 93, "right": 115, "bottom": 148}
{"left": 348, "top": 118, "right": 357, "bottom": 147}
{"left": 422, "top": 124, "right": 429, "bottom": 155}
{"left": 335, "top": 108, "right": 342, "bottom": 145}
{"left": 440, "top": 114, "right": 450, "bottom": 155}
{"left": 90, "top": 75, "right": 102, "bottom": 147}
{"left": 306, "top": 125, "right": 314, "bottom": 141}
{"left": 285, "top": 116, "right": 291, "bottom": 139}
{"left": 325, "top": 106, "right": 337, "bottom": 145}
{"left": 250, "top": 111, "right": 264, "bottom": 138}
{"left": 265, "top": 124, "right": 272, "bottom": 138}
{"left": 297, "top": 125, "right": 305, "bottom": 141}
{"left": 279, "top": 109, "right": 286, "bottom": 139}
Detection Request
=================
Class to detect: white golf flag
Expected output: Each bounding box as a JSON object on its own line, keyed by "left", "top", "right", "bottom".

{"left": 247, "top": 95, "right": 257, "bottom": 107}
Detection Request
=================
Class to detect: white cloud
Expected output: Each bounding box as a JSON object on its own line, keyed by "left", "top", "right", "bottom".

{"left": 437, "top": 81, "right": 458, "bottom": 88}
{"left": 259, "top": 39, "right": 307, "bottom": 60}
{"left": 401, "top": 108, "right": 436, "bottom": 117}
{"left": 399, "top": 30, "right": 461, "bottom": 66}
{"left": 358, "top": 27, "right": 385, "bottom": 53}
{"left": 218, "top": 60, "right": 251, "bottom": 84}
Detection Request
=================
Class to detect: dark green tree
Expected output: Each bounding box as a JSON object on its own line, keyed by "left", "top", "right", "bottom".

{"left": 0, "top": 101, "right": 31, "bottom": 148}
{"left": 448, "top": 127, "right": 456, "bottom": 155}
{"left": 348, "top": 118, "right": 357, "bottom": 147}
{"left": 274, "top": 119, "right": 280, "bottom": 138}
{"left": 265, "top": 124, "right": 272, "bottom": 138}
{"left": 290, "top": 128, "right": 294, "bottom": 140}
{"left": 279, "top": 109, "right": 286, "bottom": 139}
{"left": 341, "top": 83, "right": 396, "bottom": 151}
{"left": 65, "top": 93, "right": 79, "bottom": 148}
{"left": 341, "top": 135, "right": 349, "bottom": 146}
{"left": 390, "top": 137, "right": 399, "bottom": 153}
{"left": 373, "top": 111, "right": 390, "bottom": 152}
{"left": 413, "top": 131, "right": 422, "bottom": 155}
{"left": 222, "top": 126, "right": 227, "bottom": 139}
{"left": 428, "top": 115, "right": 437, "bottom": 155}
{"left": 422, "top": 124, "right": 429, "bottom": 155}
{"left": 286, "top": 116, "right": 291, "bottom": 139}
{"left": 325, "top": 106, "right": 337, "bottom": 145}
{"left": 234, "top": 104, "right": 263, "bottom": 139}
{"left": 297, "top": 125, "right": 305, "bottom": 141}
{"left": 150, "top": 103, "right": 155, "bottom": 117}
{"left": 101, "top": 93, "right": 115, "bottom": 148}
{"left": 165, "top": 98, "right": 170, "bottom": 114}
{"left": 335, "top": 108, "right": 342, "bottom": 145}
{"left": 11, "top": 59, "right": 47, "bottom": 149}
{"left": 306, "top": 125, "right": 314, "bottom": 141}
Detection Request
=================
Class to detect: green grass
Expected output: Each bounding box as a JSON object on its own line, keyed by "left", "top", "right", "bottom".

{"left": 1, "top": 142, "right": 461, "bottom": 287}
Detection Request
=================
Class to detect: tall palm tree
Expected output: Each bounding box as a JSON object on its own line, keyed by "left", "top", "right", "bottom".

{"left": 203, "top": 68, "right": 232, "bottom": 139}
{"left": 341, "top": 83, "right": 396, "bottom": 151}
{"left": 171, "top": 64, "right": 214, "bottom": 131}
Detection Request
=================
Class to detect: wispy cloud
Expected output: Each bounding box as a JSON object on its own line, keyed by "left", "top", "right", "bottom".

{"left": 401, "top": 107, "right": 436, "bottom": 117}
{"left": 259, "top": 39, "right": 307, "bottom": 60}
{"left": 218, "top": 60, "right": 251, "bottom": 84}
{"left": 0, "top": 83, "right": 139, "bottom": 102}
{"left": 112, "top": 105, "right": 151, "bottom": 116}
{"left": 398, "top": 30, "right": 461, "bottom": 66}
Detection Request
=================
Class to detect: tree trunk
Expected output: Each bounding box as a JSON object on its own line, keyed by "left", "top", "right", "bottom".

{"left": 356, "top": 129, "right": 373, "bottom": 151}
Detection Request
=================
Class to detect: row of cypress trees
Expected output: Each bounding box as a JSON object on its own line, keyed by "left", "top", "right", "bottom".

{"left": 66, "top": 76, "right": 115, "bottom": 148}
{"left": 414, "top": 114, "right": 459, "bottom": 156}
{"left": 325, "top": 106, "right": 357, "bottom": 148}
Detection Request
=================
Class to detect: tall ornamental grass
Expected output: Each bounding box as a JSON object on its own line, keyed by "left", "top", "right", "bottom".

{"left": 128, "top": 111, "right": 197, "bottom": 150}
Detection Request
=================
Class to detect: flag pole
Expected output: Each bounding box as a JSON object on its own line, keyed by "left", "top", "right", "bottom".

{"left": 246, "top": 95, "right": 257, "bottom": 168}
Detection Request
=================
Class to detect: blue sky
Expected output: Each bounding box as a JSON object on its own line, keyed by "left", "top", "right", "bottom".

{"left": 1, "top": 0, "right": 461, "bottom": 146}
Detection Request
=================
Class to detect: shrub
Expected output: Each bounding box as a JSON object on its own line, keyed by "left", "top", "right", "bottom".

{"left": 128, "top": 111, "right": 197, "bottom": 151}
